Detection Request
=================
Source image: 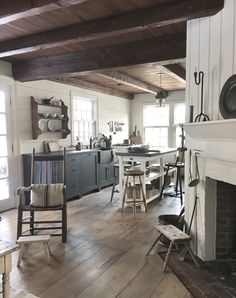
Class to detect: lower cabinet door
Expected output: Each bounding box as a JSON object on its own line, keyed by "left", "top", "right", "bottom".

{"left": 66, "top": 154, "right": 80, "bottom": 199}
{"left": 100, "top": 163, "right": 108, "bottom": 188}
{"left": 99, "top": 162, "right": 114, "bottom": 188}
{"left": 79, "top": 152, "right": 98, "bottom": 195}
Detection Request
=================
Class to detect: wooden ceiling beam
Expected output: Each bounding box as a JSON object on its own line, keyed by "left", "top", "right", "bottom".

{"left": 0, "top": 0, "right": 90, "bottom": 25}
{"left": 0, "top": 0, "right": 224, "bottom": 58}
{"left": 164, "top": 64, "right": 186, "bottom": 81}
{"left": 12, "top": 33, "right": 186, "bottom": 81}
{"left": 52, "top": 77, "right": 133, "bottom": 100}
{"left": 97, "top": 71, "right": 159, "bottom": 94}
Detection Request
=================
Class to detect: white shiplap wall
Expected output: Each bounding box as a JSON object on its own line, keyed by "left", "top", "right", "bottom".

{"left": 17, "top": 80, "right": 130, "bottom": 154}
{"left": 185, "top": 0, "right": 236, "bottom": 260}
{"left": 186, "top": 0, "right": 236, "bottom": 121}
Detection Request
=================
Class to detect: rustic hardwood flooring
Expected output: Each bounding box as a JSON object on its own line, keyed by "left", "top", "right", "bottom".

{"left": 0, "top": 187, "right": 191, "bottom": 298}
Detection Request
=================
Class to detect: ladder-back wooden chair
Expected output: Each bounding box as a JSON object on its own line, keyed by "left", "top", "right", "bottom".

{"left": 17, "top": 148, "right": 67, "bottom": 242}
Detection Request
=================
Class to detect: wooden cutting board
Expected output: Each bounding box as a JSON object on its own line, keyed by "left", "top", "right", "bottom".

{"left": 129, "top": 125, "right": 139, "bottom": 144}
{"left": 136, "top": 131, "right": 142, "bottom": 144}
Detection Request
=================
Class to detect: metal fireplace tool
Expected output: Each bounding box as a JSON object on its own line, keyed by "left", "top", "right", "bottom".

{"left": 194, "top": 71, "right": 210, "bottom": 122}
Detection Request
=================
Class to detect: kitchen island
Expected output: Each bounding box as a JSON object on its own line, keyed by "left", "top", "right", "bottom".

{"left": 116, "top": 148, "right": 177, "bottom": 210}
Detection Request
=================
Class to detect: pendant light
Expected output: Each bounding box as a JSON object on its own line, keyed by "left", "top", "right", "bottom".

{"left": 155, "top": 73, "right": 168, "bottom": 107}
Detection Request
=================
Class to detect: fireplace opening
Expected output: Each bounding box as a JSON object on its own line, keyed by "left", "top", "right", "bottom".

{"left": 216, "top": 180, "right": 236, "bottom": 259}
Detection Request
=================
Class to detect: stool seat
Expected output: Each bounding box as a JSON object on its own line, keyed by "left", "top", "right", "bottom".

{"left": 124, "top": 170, "right": 144, "bottom": 176}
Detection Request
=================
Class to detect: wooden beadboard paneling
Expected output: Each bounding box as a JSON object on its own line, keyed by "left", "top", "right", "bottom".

{"left": 209, "top": 9, "right": 221, "bottom": 120}
{"left": 186, "top": 0, "right": 236, "bottom": 121}
{"left": 17, "top": 80, "right": 130, "bottom": 154}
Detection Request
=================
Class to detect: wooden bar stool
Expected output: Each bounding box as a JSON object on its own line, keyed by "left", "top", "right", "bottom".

{"left": 110, "top": 163, "right": 131, "bottom": 202}
{"left": 121, "top": 169, "right": 147, "bottom": 219}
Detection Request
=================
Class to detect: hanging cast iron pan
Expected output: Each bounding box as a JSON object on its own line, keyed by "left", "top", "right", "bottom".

{"left": 188, "top": 153, "right": 200, "bottom": 187}
{"left": 219, "top": 74, "right": 236, "bottom": 119}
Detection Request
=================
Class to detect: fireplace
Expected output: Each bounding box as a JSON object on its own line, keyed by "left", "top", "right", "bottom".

{"left": 216, "top": 181, "right": 236, "bottom": 258}
{"left": 184, "top": 119, "right": 236, "bottom": 261}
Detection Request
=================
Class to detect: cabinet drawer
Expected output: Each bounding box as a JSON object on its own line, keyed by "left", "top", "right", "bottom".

{"left": 67, "top": 155, "right": 80, "bottom": 169}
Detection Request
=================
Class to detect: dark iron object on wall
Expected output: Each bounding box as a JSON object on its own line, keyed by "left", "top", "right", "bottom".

{"left": 189, "top": 105, "right": 194, "bottom": 122}
{"left": 219, "top": 74, "right": 236, "bottom": 119}
{"left": 194, "top": 71, "right": 210, "bottom": 122}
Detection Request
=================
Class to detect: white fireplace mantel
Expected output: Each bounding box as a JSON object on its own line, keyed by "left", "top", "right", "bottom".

{"left": 184, "top": 118, "right": 236, "bottom": 261}
{"left": 184, "top": 119, "right": 236, "bottom": 142}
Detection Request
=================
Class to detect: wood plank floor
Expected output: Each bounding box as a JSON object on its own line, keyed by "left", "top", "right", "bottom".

{"left": 0, "top": 187, "right": 191, "bottom": 298}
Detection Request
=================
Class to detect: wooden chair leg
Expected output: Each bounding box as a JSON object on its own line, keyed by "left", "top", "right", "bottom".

{"left": 62, "top": 205, "right": 67, "bottom": 243}
{"left": 139, "top": 176, "right": 147, "bottom": 212}
{"left": 163, "top": 241, "right": 174, "bottom": 272}
{"left": 184, "top": 242, "right": 199, "bottom": 267}
{"left": 146, "top": 233, "right": 162, "bottom": 255}
{"left": 133, "top": 176, "right": 136, "bottom": 219}
{"left": 30, "top": 211, "right": 34, "bottom": 235}
{"left": 17, "top": 208, "right": 23, "bottom": 239}
{"left": 121, "top": 176, "right": 129, "bottom": 212}
{"left": 110, "top": 182, "right": 116, "bottom": 202}
{"left": 159, "top": 166, "right": 170, "bottom": 200}
{"left": 43, "top": 243, "right": 51, "bottom": 264}
{"left": 178, "top": 168, "right": 183, "bottom": 205}
{"left": 17, "top": 244, "right": 25, "bottom": 267}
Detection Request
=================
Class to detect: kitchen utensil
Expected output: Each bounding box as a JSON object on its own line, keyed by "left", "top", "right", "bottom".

{"left": 50, "top": 113, "right": 57, "bottom": 119}
{"left": 42, "top": 96, "right": 54, "bottom": 104}
{"left": 47, "top": 120, "right": 57, "bottom": 131}
{"left": 129, "top": 125, "right": 139, "bottom": 144}
{"left": 57, "top": 114, "right": 64, "bottom": 119}
{"left": 188, "top": 152, "right": 200, "bottom": 187}
{"left": 38, "top": 119, "right": 47, "bottom": 132}
{"left": 189, "top": 105, "right": 194, "bottom": 122}
{"left": 188, "top": 149, "right": 193, "bottom": 182}
{"left": 178, "top": 196, "right": 199, "bottom": 261}
{"left": 219, "top": 74, "right": 236, "bottom": 119}
{"left": 137, "top": 131, "right": 142, "bottom": 144}
{"left": 194, "top": 71, "right": 210, "bottom": 122}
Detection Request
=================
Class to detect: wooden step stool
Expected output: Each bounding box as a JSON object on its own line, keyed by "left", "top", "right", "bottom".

{"left": 147, "top": 224, "right": 199, "bottom": 272}
{"left": 17, "top": 235, "right": 51, "bottom": 267}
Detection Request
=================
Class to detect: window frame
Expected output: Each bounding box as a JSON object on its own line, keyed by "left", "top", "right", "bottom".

{"left": 142, "top": 100, "right": 185, "bottom": 148}
{"left": 71, "top": 92, "right": 97, "bottom": 146}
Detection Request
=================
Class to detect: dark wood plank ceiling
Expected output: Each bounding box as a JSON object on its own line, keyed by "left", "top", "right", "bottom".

{"left": 0, "top": 0, "right": 224, "bottom": 99}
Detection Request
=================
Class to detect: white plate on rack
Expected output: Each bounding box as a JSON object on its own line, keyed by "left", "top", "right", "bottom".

{"left": 38, "top": 119, "right": 47, "bottom": 132}
{"left": 47, "top": 120, "right": 57, "bottom": 132}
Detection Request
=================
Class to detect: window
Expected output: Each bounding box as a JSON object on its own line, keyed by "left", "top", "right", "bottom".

{"left": 174, "top": 103, "right": 186, "bottom": 148}
{"left": 143, "top": 105, "right": 169, "bottom": 148}
{"left": 72, "top": 94, "right": 97, "bottom": 145}
{"left": 143, "top": 102, "right": 185, "bottom": 148}
{"left": 0, "top": 91, "right": 9, "bottom": 200}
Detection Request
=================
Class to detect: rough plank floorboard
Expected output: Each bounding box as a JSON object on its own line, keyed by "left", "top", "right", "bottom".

{"left": 0, "top": 186, "right": 191, "bottom": 298}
